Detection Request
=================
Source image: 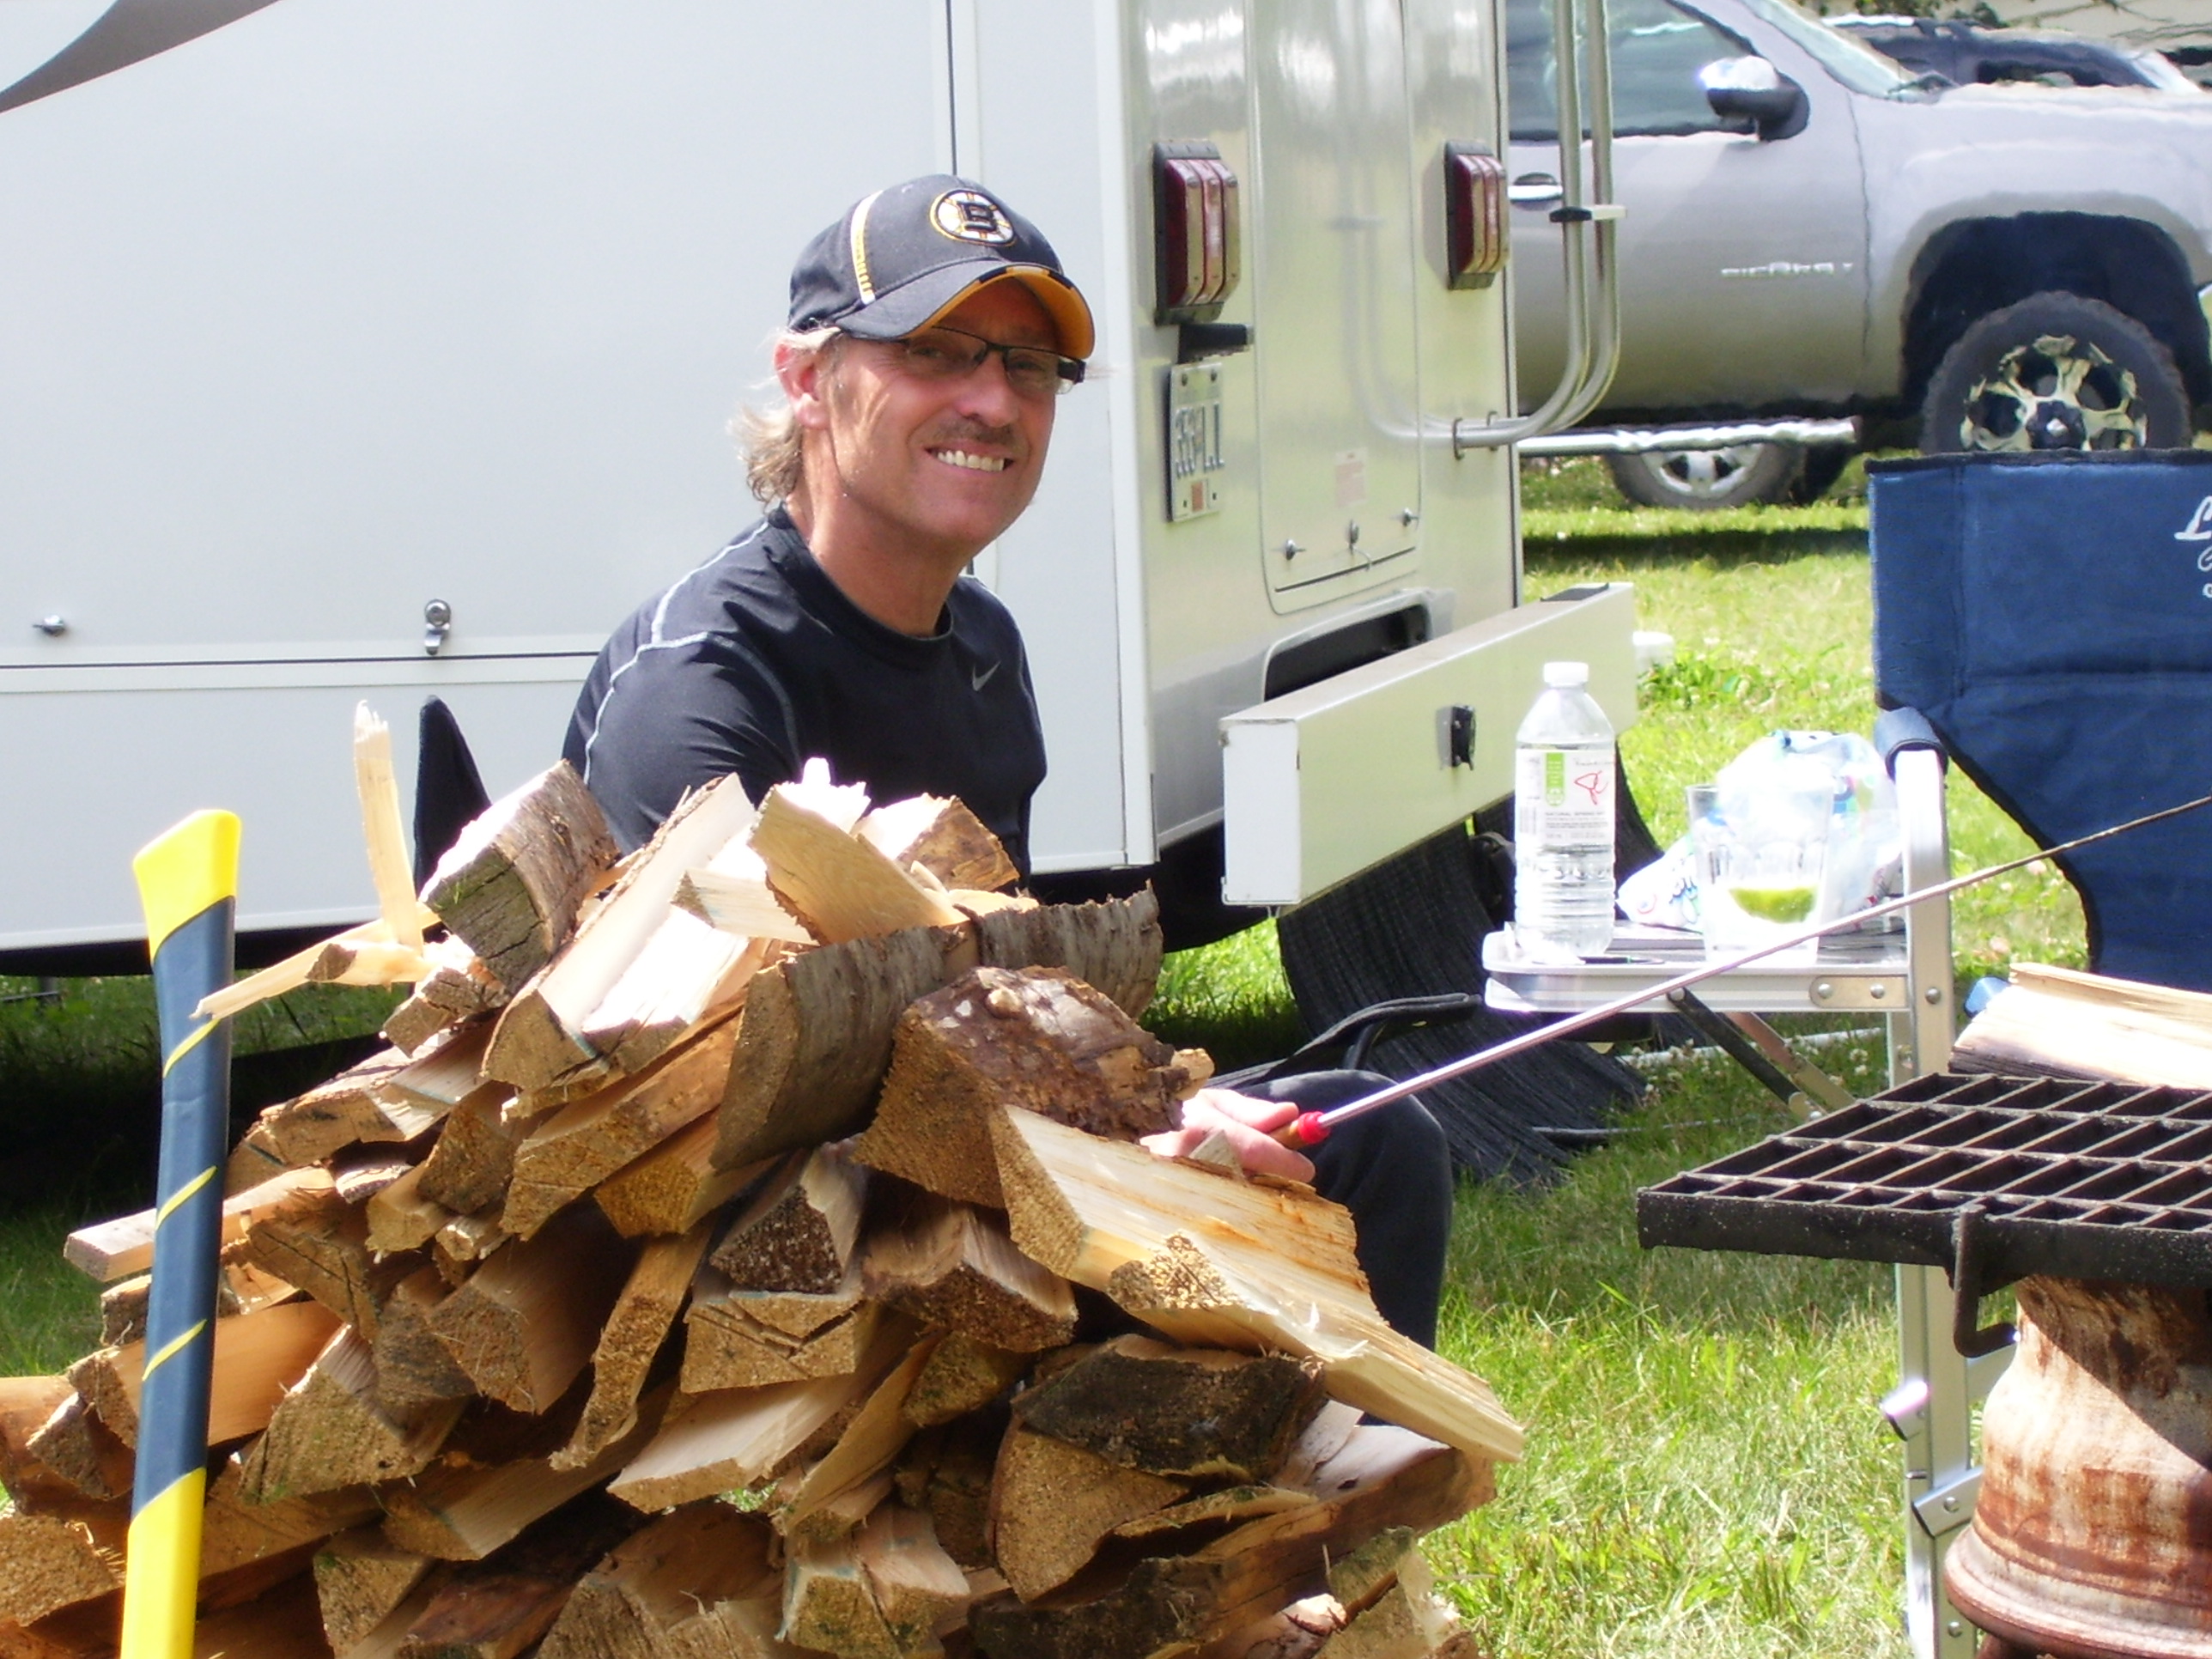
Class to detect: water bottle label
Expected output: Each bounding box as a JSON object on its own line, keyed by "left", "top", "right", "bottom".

{"left": 1516, "top": 744, "right": 1613, "bottom": 844}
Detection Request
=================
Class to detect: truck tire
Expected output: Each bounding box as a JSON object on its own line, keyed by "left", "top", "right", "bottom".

{"left": 1605, "top": 443, "right": 1801, "bottom": 510}
{"left": 1920, "top": 291, "right": 2192, "bottom": 453}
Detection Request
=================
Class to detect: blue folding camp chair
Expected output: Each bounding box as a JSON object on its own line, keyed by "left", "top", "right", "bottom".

{"left": 1869, "top": 447, "right": 2212, "bottom": 1659}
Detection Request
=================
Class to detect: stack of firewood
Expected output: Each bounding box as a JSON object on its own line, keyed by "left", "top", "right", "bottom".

{"left": 0, "top": 758, "right": 1521, "bottom": 1659}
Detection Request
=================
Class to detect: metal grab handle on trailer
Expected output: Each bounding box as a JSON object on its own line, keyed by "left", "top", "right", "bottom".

{"left": 1452, "top": 0, "right": 1625, "bottom": 454}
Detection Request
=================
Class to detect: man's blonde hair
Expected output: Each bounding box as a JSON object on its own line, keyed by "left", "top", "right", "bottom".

{"left": 732, "top": 325, "right": 842, "bottom": 505}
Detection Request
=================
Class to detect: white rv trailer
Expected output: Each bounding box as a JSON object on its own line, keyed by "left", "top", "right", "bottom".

{"left": 0, "top": 0, "right": 1629, "bottom": 964}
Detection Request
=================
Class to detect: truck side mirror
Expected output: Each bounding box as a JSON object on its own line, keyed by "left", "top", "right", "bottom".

{"left": 1698, "top": 56, "right": 1808, "bottom": 141}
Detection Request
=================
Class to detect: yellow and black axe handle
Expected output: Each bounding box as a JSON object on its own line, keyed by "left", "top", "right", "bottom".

{"left": 119, "top": 811, "right": 240, "bottom": 1659}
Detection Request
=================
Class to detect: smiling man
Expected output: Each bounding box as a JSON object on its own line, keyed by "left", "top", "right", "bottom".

{"left": 565, "top": 176, "right": 1452, "bottom": 1345}
{"left": 563, "top": 174, "right": 1090, "bottom": 877}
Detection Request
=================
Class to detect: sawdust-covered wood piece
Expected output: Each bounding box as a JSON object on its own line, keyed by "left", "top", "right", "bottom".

{"left": 421, "top": 760, "right": 617, "bottom": 994}
{"left": 854, "top": 968, "right": 1197, "bottom": 1209}
{"left": 551, "top": 1218, "right": 714, "bottom": 1471}
{"left": 19, "top": 1395, "right": 131, "bottom": 1505}
{"left": 313, "top": 1529, "right": 434, "bottom": 1656}
{"left": 708, "top": 1145, "right": 867, "bottom": 1292}
{"left": 988, "top": 1425, "right": 1188, "bottom": 1603}
{"left": 594, "top": 1118, "right": 770, "bottom": 1238}
{"left": 902, "top": 1334, "right": 1027, "bottom": 1430}
{"left": 414, "top": 1085, "right": 527, "bottom": 1219}
{"left": 990, "top": 1109, "right": 1522, "bottom": 1465}
{"left": 714, "top": 925, "right": 967, "bottom": 1170}
{"left": 502, "top": 1016, "right": 743, "bottom": 1241}
{"left": 237, "top": 1328, "right": 462, "bottom": 1502}
{"left": 535, "top": 1502, "right": 786, "bottom": 1659}
{"left": 0, "top": 1510, "right": 124, "bottom": 1628}
{"left": 425, "top": 1206, "right": 635, "bottom": 1415}
{"left": 1011, "top": 1336, "right": 1326, "bottom": 1480}
{"left": 752, "top": 785, "right": 967, "bottom": 945}
{"left": 244, "top": 1190, "right": 410, "bottom": 1340}
{"left": 969, "top": 1424, "right": 1486, "bottom": 1659}
{"left": 864, "top": 1197, "right": 1076, "bottom": 1352}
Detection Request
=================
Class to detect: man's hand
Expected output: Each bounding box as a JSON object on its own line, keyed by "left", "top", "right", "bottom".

{"left": 1141, "top": 1087, "right": 1316, "bottom": 1183}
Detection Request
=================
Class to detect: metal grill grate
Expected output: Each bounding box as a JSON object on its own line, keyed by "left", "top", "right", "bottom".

{"left": 1637, "top": 1073, "right": 2212, "bottom": 1290}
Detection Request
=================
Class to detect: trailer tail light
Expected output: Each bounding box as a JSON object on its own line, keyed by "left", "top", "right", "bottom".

{"left": 1443, "top": 143, "right": 1505, "bottom": 289}
{"left": 1154, "top": 142, "right": 1240, "bottom": 322}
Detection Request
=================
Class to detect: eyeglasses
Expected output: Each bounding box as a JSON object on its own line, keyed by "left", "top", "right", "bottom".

{"left": 883, "top": 325, "right": 1086, "bottom": 398}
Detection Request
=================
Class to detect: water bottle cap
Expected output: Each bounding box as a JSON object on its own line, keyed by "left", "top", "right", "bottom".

{"left": 1541, "top": 660, "right": 1589, "bottom": 689}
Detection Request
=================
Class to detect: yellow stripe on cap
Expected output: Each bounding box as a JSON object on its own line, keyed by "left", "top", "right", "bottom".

{"left": 848, "top": 190, "right": 884, "bottom": 305}
{"left": 131, "top": 811, "right": 240, "bottom": 960}
{"left": 119, "top": 1467, "right": 206, "bottom": 1659}
{"left": 916, "top": 264, "right": 1097, "bottom": 362}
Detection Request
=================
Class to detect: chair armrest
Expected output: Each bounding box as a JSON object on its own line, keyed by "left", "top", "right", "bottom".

{"left": 1875, "top": 707, "right": 1948, "bottom": 779}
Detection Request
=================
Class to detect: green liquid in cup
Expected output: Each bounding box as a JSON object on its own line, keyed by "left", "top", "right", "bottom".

{"left": 1728, "top": 882, "right": 1817, "bottom": 924}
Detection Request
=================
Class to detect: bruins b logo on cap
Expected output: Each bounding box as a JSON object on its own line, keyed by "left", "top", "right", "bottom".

{"left": 932, "top": 188, "right": 1015, "bottom": 246}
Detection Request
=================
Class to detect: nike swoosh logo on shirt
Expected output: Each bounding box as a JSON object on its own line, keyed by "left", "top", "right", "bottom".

{"left": 971, "top": 661, "right": 999, "bottom": 692}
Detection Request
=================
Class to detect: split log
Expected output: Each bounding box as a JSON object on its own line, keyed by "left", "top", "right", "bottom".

{"left": 681, "top": 1271, "right": 878, "bottom": 1393}
{"left": 902, "top": 1334, "right": 1028, "bottom": 1429}
{"left": 372, "top": 1268, "right": 477, "bottom": 1419}
{"left": 313, "top": 1530, "right": 433, "bottom": 1656}
{"left": 1953, "top": 960, "right": 2212, "bottom": 1086}
{"left": 366, "top": 1164, "right": 452, "bottom": 1256}
{"left": 1010, "top": 1336, "right": 1326, "bottom": 1480}
{"left": 374, "top": 1024, "right": 495, "bottom": 1141}
{"left": 433, "top": 1212, "right": 509, "bottom": 1281}
{"left": 415, "top": 1085, "right": 528, "bottom": 1218}
{"left": 536, "top": 1503, "right": 787, "bottom": 1659}
{"left": 709, "top": 1146, "right": 867, "bottom": 1292}
{"left": 501, "top": 1015, "right": 742, "bottom": 1241}
{"left": 185, "top": 1569, "right": 331, "bottom": 1659}
{"left": 971, "top": 890, "right": 1164, "bottom": 1018}
{"left": 64, "top": 1165, "right": 332, "bottom": 1282}
{"left": 858, "top": 1504, "right": 971, "bottom": 1655}
{"left": 227, "top": 1120, "right": 291, "bottom": 1192}
{"left": 1109, "top": 1486, "right": 1318, "bottom": 1550}
{"left": 674, "top": 867, "right": 819, "bottom": 945}
{"left": 0, "top": 1600, "right": 124, "bottom": 1659}
{"left": 379, "top": 1389, "right": 666, "bottom": 1562}
{"left": 426, "top": 1206, "right": 635, "bottom": 1414}
{"left": 990, "top": 1109, "right": 1523, "bottom": 1465}
{"left": 331, "top": 1146, "right": 420, "bottom": 1207}
{"left": 550, "top": 1218, "right": 715, "bottom": 1471}
{"left": 779, "top": 1336, "right": 941, "bottom": 1529}
{"left": 595, "top": 1118, "right": 771, "bottom": 1238}
{"left": 577, "top": 912, "right": 766, "bottom": 1082}
{"left": 331, "top": 1566, "right": 448, "bottom": 1659}
{"left": 100, "top": 1259, "right": 294, "bottom": 1348}
{"left": 856, "top": 795, "right": 1021, "bottom": 895}
{"left": 70, "top": 1298, "right": 340, "bottom": 1449}
{"left": 237, "top": 1328, "right": 462, "bottom": 1502}
{"left": 356, "top": 702, "right": 424, "bottom": 952}
{"left": 1313, "top": 1540, "right": 1459, "bottom": 1659}
{"left": 750, "top": 785, "right": 966, "bottom": 945}
{"left": 21, "top": 1395, "right": 131, "bottom": 1504}
{"left": 199, "top": 1457, "right": 381, "bottom": 1578}
{"left": 988, "top": 1425, "right": 1187, "bottom": 1602}
{"left": 853, "top": 969, "right": 1196, "bottom": 1209}
{"left": 0, "top": 1378, "right": 77, "bottom": 1506}
{"left": 892, "top": 1414, "right": 1000, "bottom": 1572}
{"left": 421, "top": 760, "right": 617, "bottom": 994}
{"left": 194, "top": 905, "right": 440, "bottom": 1024}
{"left": 249, "top": 1050, "right": 414, "bottom": 1170}
{"left": 485, "top": 776, "right": 756, "bottom": 1091}
{"left": 782, "top": 1534, "right": 901, "bottom": 1659}
{"left": 713, "top": 924, "right": 968, "bottom": 1170}
{"left": 1199, "top": 1595, "right": 1346, "bottom": 1659}
{"left": 383, "top": 940, "right": 507, "bottom": 1056}
{"left": 245, "top": 1192, "right": 410, "bottom": 1340}
{"left": 0, "top": 1510, "right": 124, "bottom": 1626}
{"left": 392, "top": 1492, "right": 639, "bottom": 1659}
{"left": 609, "top": 1318, "right": 912, "bottom": 1512}
{"left": 863, "top": 1198, "right": 1076, "bottom": 1352}
{"left": 969, "top": 1425, "right": 1486, "bottom": 1659}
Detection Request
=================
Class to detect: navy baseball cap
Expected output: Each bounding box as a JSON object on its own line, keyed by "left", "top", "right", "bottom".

{"left": 787, "top": 175, "right": 1096, "bottom": 361}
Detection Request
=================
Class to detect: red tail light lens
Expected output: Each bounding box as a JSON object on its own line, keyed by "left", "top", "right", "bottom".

{"left": 1154, "top": 143, "right": 1241, "bottom": 322}
{"left": 1443, "top": 142, "right": 1505, "bottom": 289}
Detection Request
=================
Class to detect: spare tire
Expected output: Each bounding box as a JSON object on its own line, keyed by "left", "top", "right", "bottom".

{"left": 1921, "top": 291, "right": 2191, "bottom": 453}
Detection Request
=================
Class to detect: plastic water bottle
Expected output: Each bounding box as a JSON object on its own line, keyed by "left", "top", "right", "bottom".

{"left": 1514, "top": 660, "right": 1616, "bottom": 958}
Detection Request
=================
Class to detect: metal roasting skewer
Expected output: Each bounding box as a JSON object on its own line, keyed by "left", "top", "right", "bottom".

{"left": 1273, "top": 783, "right": 2212, "bottom": 1147}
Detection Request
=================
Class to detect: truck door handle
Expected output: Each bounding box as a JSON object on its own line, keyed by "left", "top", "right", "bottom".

{"left": 1510, "top": 173, "right": 1563, "bottom": 206}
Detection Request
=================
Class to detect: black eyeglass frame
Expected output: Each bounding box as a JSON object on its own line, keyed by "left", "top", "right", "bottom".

{"left": 874, "top": 324, "right": 1088, "bottom": 396}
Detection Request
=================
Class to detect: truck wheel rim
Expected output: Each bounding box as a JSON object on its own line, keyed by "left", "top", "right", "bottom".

{"left": 1958, "top": 331, "right": 2148, "bottom": 453}
{"left": 1650, "top": 445, "right": 1763, "bottom": 499}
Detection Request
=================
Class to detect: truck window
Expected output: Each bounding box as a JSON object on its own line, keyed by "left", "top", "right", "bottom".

{"left": 1508, "top": 0, "right": 1750, "bottom": 139}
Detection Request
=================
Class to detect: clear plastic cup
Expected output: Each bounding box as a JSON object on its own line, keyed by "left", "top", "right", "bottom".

{"left": 1687, "top": 778, "right": 1831, "bottom": 954}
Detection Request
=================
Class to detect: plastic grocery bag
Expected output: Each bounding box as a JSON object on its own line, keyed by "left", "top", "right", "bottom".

{"left": 1619, "top": 731, "right": 1901, "bottom": 932}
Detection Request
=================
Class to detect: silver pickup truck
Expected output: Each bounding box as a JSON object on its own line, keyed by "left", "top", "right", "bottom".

{"left": 1507, "top": 0, "right": 2212, "bottom": 506}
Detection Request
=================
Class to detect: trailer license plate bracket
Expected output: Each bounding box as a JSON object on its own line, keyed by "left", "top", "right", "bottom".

{"left": 1165, "top": 361, "right": 1225, "bottom": 521}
